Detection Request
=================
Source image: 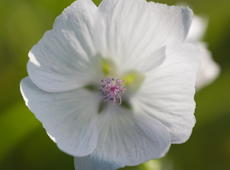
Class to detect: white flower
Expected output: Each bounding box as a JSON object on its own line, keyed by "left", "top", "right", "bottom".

{"left": 187, "top": 16, "right": 220, "bottom": 88}
{"left": 20, "top": 0, "right": 201, "bottom": 169}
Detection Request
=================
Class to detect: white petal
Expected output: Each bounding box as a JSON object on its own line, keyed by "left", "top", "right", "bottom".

{"left": 90, "top": 105, "right": 170, "bottom": 167}
{"left": 187, "top": 16, "right": 207, "bottom": 41}
{"left": 196, "top": 43, "right": 220, "bottom": 88}
{"left": 74, "top": 156, "right": 120, "bottom": 170}
{"left": 98, "top": 0, "right": 193, "bottom": 72}
{"left": 131, "top": 43, "right": 201, "bottom": 144}
{"left": 126, "top": 46, "right": 166, "bottom": 73}
{"left": 20, "top": 77, "right": 100, "bottom": 156}
{"left": 28, "top": 0, "right": 103, "bottom": 92}
{"left": 186, "top": 16, "right": 220, "bottom": 88}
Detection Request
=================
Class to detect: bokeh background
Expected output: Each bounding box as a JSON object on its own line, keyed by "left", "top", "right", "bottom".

{"left": 0, "top": 0, "right": 230, "bottom": 169}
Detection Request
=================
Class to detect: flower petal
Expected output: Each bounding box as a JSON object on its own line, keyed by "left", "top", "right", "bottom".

{"left": 187, "top": 16, "right": 207, "bottom": 41}
{"left": 74, "top": 156, "right": 120, "bottom": 170}
{"left": 98, "top": 0, "right": 192, "bottom": 72}
{"left": 125, "top": 46, "right": 166, "bottom": 73}
{"left": 90, "top": 105, "right": 170, "bottom": 167}
{"left": 131, "top": 43, "right": 200, "bottom": 144}
{"left": 196, "top": 43, "right": 220, "bottom": 88}
{"left": 20, "top": 77, "right": 100, "bottom": 156}
{"left": 28, "top": 0, "right": 103, "bottom": 92}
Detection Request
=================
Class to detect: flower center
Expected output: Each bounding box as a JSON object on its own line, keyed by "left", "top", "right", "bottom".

{"left": 100, "top": 78, "right": 126, "bottom": 104}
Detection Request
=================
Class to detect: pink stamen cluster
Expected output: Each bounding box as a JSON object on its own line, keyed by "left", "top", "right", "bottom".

{"left": 100, "top": 78, "right": 126, "bottom": 104}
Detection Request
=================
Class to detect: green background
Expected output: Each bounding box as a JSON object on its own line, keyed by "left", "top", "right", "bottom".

{"left": 0, "top": 0, "right": 230, "bottom": 169}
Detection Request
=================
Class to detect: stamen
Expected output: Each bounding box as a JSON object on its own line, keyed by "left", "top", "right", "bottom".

{"left": 100, "top": 78, "right": 126, "bottom": 104}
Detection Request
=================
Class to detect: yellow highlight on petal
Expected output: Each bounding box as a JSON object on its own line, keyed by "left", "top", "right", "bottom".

{"left": 101, "top": 58, "right": 116, "bottom": 76}
{"left": 122, "top": 71, "right": 144, "bottom": 91}
{"left": 123, "top": 72, "right": 138, "bottom": 86}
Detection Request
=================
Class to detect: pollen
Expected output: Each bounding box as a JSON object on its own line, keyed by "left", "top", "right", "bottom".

{"left": 100, "top": 78, "right": 126, "bottom": 104}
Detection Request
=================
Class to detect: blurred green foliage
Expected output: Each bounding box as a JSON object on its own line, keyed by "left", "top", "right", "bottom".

{"left": 0, "top": 0, "right": 230, "bottom": 169}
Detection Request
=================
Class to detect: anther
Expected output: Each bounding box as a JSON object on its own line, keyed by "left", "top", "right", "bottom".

{"left": 100, "top": 78, "right": 126, "bottom": 104}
